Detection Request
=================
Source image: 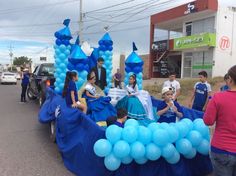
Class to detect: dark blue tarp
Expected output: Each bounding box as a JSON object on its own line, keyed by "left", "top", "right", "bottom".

{"left": 39, "top": 89, "right": 212, "bottom": 176}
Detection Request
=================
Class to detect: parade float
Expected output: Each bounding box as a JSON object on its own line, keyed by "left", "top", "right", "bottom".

{"left": 39, "top": 19, "right": 212, "bottom": 176}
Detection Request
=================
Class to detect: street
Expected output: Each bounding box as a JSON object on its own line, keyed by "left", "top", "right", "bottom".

{"left": 0, "top": 83, "right": 73, "bottom": 176}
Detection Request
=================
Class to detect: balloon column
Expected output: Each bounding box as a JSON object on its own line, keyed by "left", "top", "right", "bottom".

{"left": 94, "top": 118, "right": 210, "bottom": 171}
{"left": 67, "top": 36, "right": 89, "bottom": 90}
{"left": 98, "top": 33, "right": 113, "bottom": 92}
{"left": 124, "top": 43, "right": 144, "bottom": 90}
{"left": 53, "top": 19, "right": 72, "bottom": 93}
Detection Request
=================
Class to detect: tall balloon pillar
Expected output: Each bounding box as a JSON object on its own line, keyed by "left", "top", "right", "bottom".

{"left": 53, "top": 19, "right": 72, "bottom": 94}
{"left": 98, "top": 33, "right": 113, "bottom": 92}
{"left": 68, "top": 36, "right": 89, "bottom": 90}
{"left": 124, "top": 43, "right": 144, "bottom": 90}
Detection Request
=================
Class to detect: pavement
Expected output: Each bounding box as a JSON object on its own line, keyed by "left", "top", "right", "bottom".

{"left": 0, "top": 82, "right": 74, "bottom": 176}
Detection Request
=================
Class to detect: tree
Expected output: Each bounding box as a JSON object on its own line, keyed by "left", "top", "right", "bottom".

{"left": 13, "top": 56, "right": 32, "bottom": 66}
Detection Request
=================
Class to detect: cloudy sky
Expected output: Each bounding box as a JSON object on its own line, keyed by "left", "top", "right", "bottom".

{"left": 0, "top": 0, "right": 235, "bottom": 69}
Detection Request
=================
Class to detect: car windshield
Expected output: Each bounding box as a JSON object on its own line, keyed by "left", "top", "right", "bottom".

{"left": 40, "top": 65, "right": 55, "bottom": 76}
{"left": 3, "top": 73, "right": 15, "bottom": 76}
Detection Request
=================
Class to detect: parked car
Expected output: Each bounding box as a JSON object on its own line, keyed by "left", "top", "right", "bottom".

{"left": 0, "top": 72, "right": 17, "bottom": 85}
{"left": 27, "top": 63, "right": 55, "bottom": 107}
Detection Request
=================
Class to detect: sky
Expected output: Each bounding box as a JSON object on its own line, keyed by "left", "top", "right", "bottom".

{"left": 0, "top": 0, "right": 235, "bottom": 70}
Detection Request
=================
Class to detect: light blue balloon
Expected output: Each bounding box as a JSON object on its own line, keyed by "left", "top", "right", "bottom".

{"left": 152, "top": 129, "right": 169, "bottom": 147}
{"left": 184, "top": 148, "right": 197, "bottom": 159}
{"left": 104, "top": 153, "right": 121, "bottom": 171}
{"left": 79, "top": 70, "right": 88, "bottom": 79}
{"left": 176, "top": 122, "right": 190, "bottom": 139}
{"left": 186, "top": 130, "right": 203, "bottom": 147}
{"left": 55, "top": 49, "right": 60, "bottom": 55}
{"left": 67, "top": 45, "right": 71, "bottom": 50}
{"left": 56, "top": 78, "right": 62, "bottom": 84}
{"left": 124, "top": 119, "right": 139, "bottom": 128}
{"left": 99, "top": 51, "right": 104, "bottom": 56}
{"left": 60, "top": 72, "right": 66, "bottom": 79}
{"left": 162, "top": 143, "right": 175, "bottom": 159}
{"left": 160, "top": 122, "right": 170, "bottom": 129}
{"left": 59, "top": 44, "right": 66, "bottom": 52}
{"left": 53, "top": 45, "right": 57, "bottom": 49}
{"left": 176, "top": 139, "right": 192, "bottom": 155}
{"left": 193, "top": 120, "right": 209, "bottom": 138}
{"left": 105, "top": 125, "right": 122, "bottom": 144}
{"left": 166, "top": 151, "right": 180, "bottom": 164}
{"left": 130, "top": 141, "right": 145, "bottom": 159}
{"left": 59, "top": 63, "right": 67, "bottom": 70}
{"left": 55, "top": 87, "right": 60, "bottom": 93}
{"left": 145, "top": 143, "right": 161, "bottom": 161}
{"left": 137, "top": 126, "right": 152, "bottom": 145}
{"left": 65, "top": 49, "right": 70, "bottom": 56}
{"left": 59, "top": 83, "right": 64, "bottom": 89}
{"left": 197, "top": 139, "right": 209, "bottom": 155}
{"left": 167, "top": 126, "right": 179, "bottom": 143}
{"left": 93, "top": 139, "right": 112, "bottom": 157}
{"left": 121, "top": 155, "right": 133, "bottom": 164}
{"left": 122, "top": 126, "right": 138, "bottom": 144}
{"left": 108, "top": 56, "right": 112, "bottom": 60}
{"left": 135, "top": 157, "right": 148, "bottom": 165}
{"left": 59, "top": 53, "right": 66, "bottom": 61}
{"left": 181, "top": 118, "right": 193, "bottom": 130}
{"left": 148, "top": 122, "right": 161, "bottom": 132}
{"left": 113, "top": 140, "right": 130, "bottom": 159}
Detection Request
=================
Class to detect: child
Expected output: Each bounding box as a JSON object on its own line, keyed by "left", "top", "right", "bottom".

{"left": 21, "top": 68, "right": 30, "bottom": 103}
{"left": 62, "top": 71, "right": 87, "bottom": 113}
{"left": 157, "top": 87, "right": 183, "bottom": 123}
{"left": 106, "top": 109, "right": 127, "bottom": 128}
{"left": 220, "top": 73, "right": 230, "bottom": 91}
{"left": 85, "top": 71, "right": 100, "bottom": 99}
{"left": 189, "top": 71, "right": 212, "bottom": 111}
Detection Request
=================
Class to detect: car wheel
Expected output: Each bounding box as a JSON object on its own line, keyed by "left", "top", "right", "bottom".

{"left": 50, "top": 121, "right": 56, "bottom": 143}
{"left": 27, "top": 88, "right": 37, "bottom": 100}
{"left": 38, "top": 92, "right": 45, "bottom": 107}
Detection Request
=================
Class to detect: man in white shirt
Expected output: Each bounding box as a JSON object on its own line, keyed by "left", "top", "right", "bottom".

{"left": 163, "top": 72, "right": 181, "bottom": 101}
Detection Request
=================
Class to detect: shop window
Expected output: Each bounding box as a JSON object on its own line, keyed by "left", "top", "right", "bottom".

{"left": 185, "top": 22, "right": 192, "bottom": 36}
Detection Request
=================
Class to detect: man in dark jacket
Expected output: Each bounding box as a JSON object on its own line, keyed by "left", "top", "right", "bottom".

{"left": 91, "top": 57, "right": 107, "bottom": 90}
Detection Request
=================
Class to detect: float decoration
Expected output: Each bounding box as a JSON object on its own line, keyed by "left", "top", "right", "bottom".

{"left": 68, "top": 36, "right": 89, "bottom": 90}
{"left": 98, "top": 33, "right": 113, "bottom": 93}
{"left": 53, "top": 19, "right": 72, "bottom": 93}
{"left": 124, "top": 42, "right": 144, "bottom": 90}
{"left": 94, "top": 118, "right": 210, "bottom": 171}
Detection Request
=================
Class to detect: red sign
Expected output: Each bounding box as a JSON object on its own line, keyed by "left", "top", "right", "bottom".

{"left": 219, "top": 36, "right": 230, "bottom": 50}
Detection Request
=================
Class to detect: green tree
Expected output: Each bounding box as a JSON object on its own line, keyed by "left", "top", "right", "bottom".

{"left": 13, "top": 56, "right": 32, "bottom": 66}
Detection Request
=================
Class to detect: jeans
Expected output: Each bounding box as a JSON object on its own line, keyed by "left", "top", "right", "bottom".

{"left": 210, "top": 151, "right": 236, "bottom": 176}
{"left": 21, "top": 84, "right": 28, "bottom": 102}
{"left": 114, "top": 80, "right": 122, "bottom": 89}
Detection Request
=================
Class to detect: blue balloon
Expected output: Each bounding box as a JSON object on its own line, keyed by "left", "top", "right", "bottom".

{"left": 79, "top": 70, "right": 88, "bottom": 79}
{"left": 167, "top": 126, "right": 179, "bottom": 143}
{"left": 137, "top": 126, "right": 151, "bottom": 145}
{"left": 162, "top": 143, "right": 175, "bottom": 159}
{"left": 67, "top": 45, "right": 72, "bottom": 50}
{"left": 176, "top": 139, "right": 192, "bottom": 155}
{"left": 145, "top": 143, "right": 161, "bottom": 161}
{"left": 59, "top": 44, "right": 67, "bottom": 52}
{"left": 166, "top": 151, "right": 180, "bottom": 164}
{"left": 56, "top": 68, "right": 62, "bottom": 74}
{"left": 54, "top": 87, "right": 60, "bottom": 93}
{"left": 121, "top": 155, "right": 133, "bottom": 164}
{"left": 59, "top": 83, "right": 64, "bottom": 90}
{"left": 181, "top": 118, "right": 193, "bottom": 130}
{"left": 94, "top": 139, "right": 112, "bottom": 157}
{"left": 160, "top": 122, "right": 170, "bottom": 129}
{"left": 193, "top": 120, "right": 209, "bottom": 137}
{"left": 130, "top": 141, "right": 145, "bottom": 159}
{"left": 59, "top": 63, "right": 67, "bottom": 70}
{"left": 124, "top": 119, "right": 139, "bottom": 128}
{"left": 148, "top": 122, "right": 161, "bottom": 132}
{"left": 125, "top": 67, "right": 131, "bottom": 73}
{"left": 105, "top": 125, "right": 122, "bottom": 144}
{"left": 55, "top": 49, "right": 61, "bottom": 55}
{"left": 186, "top": 130, "right": 203, "bottom": 147}
{"left": 59, "top": 53, "right": 66, "bottom": 60}
{"left": 56, "top": 39, "right": 62, "bottom": 46}
{"left": 176, "top": 122, "right": 190, "bottom": 139}
{"left": 67, "top": 63, "right": 75, "bottom": 70}
{"left": 99, "top": 50, "right": 104, "bottom": 56}
{"left": 104, "top": 153, "right": 121, "bottom": 171}
{"left": 113, "top": 140, "right": 130, "bottom": 159}
{"left": 197, "top": 139, "right": 209, "bottom": 155}
{"left": 65, "top": 49, "right": 70, "bottom": 56}
{"left": 76, "top": 63, "right": 84, "bottom": 71}
{"left": 135, "top": 157, "right": 148, "bottom": 165}
{"left": 122, "top": 126, "right": 138, "bottom": 144}
{"left": 60, "top": 72, "right": 66, "bottom": 79}
{"left": 184, "top": 148, "right": 197, "bottom": 159}
{"left": 152, "top": 129, "right": 169, "bottom": 147}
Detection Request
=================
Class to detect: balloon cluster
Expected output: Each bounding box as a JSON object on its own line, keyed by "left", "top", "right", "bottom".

{"left": 124, "top": 43, "right": 144, "bottom": 90}
{"left": 98, "top": 33, "right": 113, "bottom": 93}
{"left": 67, "top": 37, "right": 89, "bottom": 90}
{"left": 53, "top": 19, "right": 72, "bottom": 93}
{"left": 94, "top": 118, "right": 210, "bottom": 171}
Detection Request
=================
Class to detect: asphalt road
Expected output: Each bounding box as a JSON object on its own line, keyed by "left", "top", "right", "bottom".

{"left": 0, "top": 83, "right": 74, "bottom": 176}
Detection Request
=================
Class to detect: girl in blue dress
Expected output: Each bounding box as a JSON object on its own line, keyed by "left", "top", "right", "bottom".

{"left": 62, "top": 71, "right": 87, "bottom": 113}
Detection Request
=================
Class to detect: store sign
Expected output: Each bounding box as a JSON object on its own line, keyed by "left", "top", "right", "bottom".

{"left": 184, "top": 2, "right": 197, "bottom": 15}
{"left": 174, "top": 33, "right": 216, "bottom": 50}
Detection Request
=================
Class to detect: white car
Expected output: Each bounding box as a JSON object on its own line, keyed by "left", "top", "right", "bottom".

{"left": 0, "top": 72, "right": 17, "bottom": 85}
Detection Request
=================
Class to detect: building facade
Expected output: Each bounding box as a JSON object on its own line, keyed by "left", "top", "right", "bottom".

{"left": 149, "top": 0, "right": 236, "bottom": 78}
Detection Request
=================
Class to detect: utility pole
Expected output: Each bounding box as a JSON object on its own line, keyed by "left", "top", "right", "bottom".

{"left": 9, "top": 44, "right": 14, "bottom": 71}
{"left": 79, "top": 0, "right": 83, "bottom": 44}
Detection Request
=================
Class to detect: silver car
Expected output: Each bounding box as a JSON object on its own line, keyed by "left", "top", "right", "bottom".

{"left": 0, "top": 72, "right": 17, "bottom": 85}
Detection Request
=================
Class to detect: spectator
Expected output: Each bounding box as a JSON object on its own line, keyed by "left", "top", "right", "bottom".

{"left": 163, "top": 72, "right": 181, "bottom": 101}
{"left": 114, "top": 108, "right": 127, "bottom": 128}
{"left": 189, "top": 71, "right": 212, "bottom": 111}
{"left": 21, "top": 68, "right": 30, "bottom": 103}
{"left": 157, "top": 87, "right": 183, "bottom": 123}
{"left": 220, "top": 73, "right": 230, "bottom": 91}
{"left": 113, "top": 69, "right": 122, "bottom": 89}
{"left": 91, "top": 57, "right": 107, "bottom": 90}
{"left": 204, "top": 65, "right": 236, "bottom": 176}
{"left": 106, "top": 116, "right": 117, "bottom": 127}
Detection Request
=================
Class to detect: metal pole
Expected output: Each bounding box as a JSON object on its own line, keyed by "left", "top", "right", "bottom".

{"left": 79, "top": 0, "right": 83, "bottom": 43}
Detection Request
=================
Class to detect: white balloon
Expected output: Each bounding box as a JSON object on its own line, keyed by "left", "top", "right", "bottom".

{"left": 81, "top": 41, "right": 94, "bottom": 56}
